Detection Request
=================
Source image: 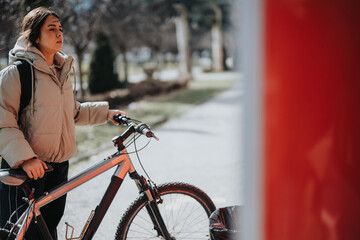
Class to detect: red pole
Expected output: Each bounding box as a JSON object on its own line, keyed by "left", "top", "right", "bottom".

{"left": 263, "top": 0, "right": 360, "bottom": 239}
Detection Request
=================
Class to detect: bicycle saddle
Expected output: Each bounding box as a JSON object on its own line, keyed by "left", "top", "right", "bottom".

{"left": 0, "top": 164, "right": 54, "bottom": 186}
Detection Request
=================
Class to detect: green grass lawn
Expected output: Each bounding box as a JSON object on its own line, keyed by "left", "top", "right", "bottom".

{"left": 74, "top": 79, "right": 235, "bottom": 159}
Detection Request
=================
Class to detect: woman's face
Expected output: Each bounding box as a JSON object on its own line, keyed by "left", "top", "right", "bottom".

{"left": 36, "top": 15, "right": 63, "bottom": 58}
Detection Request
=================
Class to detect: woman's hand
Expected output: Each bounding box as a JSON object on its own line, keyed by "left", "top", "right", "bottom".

{"left": 21, "top": 158, "right": 48, "bottom": 180}
{"left": 107, "top": 109, "right": 128, "bottom": 125}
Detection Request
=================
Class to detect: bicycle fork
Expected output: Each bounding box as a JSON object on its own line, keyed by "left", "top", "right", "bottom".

{"left": 130, "top": 172, "right": 173, "bottom": 240}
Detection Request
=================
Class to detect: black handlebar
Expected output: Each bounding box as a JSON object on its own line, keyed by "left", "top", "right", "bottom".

{"left": 113, "top": 114, "right": 131, "bottom": 126}
{"left": 112, "top": 114, "right": 159, "bottom": 149}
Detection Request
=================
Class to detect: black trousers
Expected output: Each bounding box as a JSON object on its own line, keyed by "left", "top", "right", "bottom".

{"left": 0, "top": 158, "right": 69, "bottom": 240}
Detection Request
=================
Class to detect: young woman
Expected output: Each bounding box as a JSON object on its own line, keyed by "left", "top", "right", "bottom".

{"left": 0, "top": 7, "right": 126, "bottom": 239}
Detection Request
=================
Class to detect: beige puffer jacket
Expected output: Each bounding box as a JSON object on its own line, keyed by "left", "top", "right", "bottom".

{"left": 0, "top": 36, "right": 109, "bottom": 168}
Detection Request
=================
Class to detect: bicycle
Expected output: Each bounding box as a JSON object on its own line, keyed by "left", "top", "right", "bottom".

{"left": 0, "top": 114, "right": 216, "bottom": 240}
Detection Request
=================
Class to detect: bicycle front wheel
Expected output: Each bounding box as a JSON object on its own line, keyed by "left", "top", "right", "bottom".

{"left": 115, "top": 182, "right": 216, "bottom": 240}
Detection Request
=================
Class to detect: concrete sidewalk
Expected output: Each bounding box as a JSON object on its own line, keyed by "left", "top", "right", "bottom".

{"left": 58, "top": 78, "right": 243, "bottom": 239}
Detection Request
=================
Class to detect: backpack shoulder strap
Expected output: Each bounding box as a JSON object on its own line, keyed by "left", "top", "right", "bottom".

{"left": 13, "top": 60, "right": 33, "bottom": 120}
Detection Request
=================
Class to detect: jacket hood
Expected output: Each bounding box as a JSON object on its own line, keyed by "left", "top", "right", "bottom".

{"left": 9, "top": 35, "right": 73, "bottom": 74}
{"left": 8, "top": 35, "right": 76, "bottom": 121}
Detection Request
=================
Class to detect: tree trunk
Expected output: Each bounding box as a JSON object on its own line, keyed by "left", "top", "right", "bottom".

{"left": 223, "top": 46, "right": 229, "bottom": 71}
{"left": 211, "top": 24, "right": 224, "bottom": 71}
{"left": 153, "top": 49, "right": 161, "bottom": 75}
{"left": 156, "top": 52, "right": 162, "bottom": 73}
{"left": 121, "top": 47, "right": 128, "bottom": 86}
{"left": 5, "top": 32, "right": 15, "bottom": 65}
{"left": 211, "top": 3, "right": 224, "bottom": 72}
{"left": 76, "top": 51, "right": 85, "bottom": 98}
{"left": 174, "top": 4, "right": 191, "bottom": 80}
{"left": 5, "top": 46, "right": 11, "bottom": 65}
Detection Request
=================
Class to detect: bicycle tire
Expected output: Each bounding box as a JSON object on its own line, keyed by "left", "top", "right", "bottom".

{"left": 115, "top": 182, "right": 216, "bottom": 240}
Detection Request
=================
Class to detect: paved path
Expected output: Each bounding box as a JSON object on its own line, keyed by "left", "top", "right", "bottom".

{"left": 58, "top": 79, "right": 243, "bottom": 239}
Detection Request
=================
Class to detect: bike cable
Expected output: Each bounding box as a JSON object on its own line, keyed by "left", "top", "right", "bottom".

{"left": 123, "top": 133, "right": 152, "bottom": 155}
{"left": 6, "top": 201, "right": 27, "bottom": 228}
{"left": 132, "top": 134, "right": 157, "bottom": 187}
{"left": 5, "top": 185, "right": 23, "bottom": 227}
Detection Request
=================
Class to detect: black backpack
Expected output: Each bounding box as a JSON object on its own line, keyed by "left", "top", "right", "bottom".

{"left": 0, "top": 60, "right": 33, "bottom": 161}
{"left": 13, "top": 60, "right": 34, "bottom": 120}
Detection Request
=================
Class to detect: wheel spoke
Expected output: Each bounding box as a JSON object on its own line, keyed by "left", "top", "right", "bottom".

{"left": 115, "top": 183, "right": 215, "bottom": 240}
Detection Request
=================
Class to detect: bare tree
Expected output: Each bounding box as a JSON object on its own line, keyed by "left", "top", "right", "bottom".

{"left": 173, "top": 3, "right": 192, "bottom": 80}
{"left": 0, "top": 1, "right": 20, "bottom": 60}
{"left": 102, "top": 0, "right": 196, "bottom": 82}
{"left": 53, "top": 0, "right": 105, "bottom": 98}
{"left": 188, "top": 0, "right": 233, "bottom": 71}
{"left": 210, "top": 3, "right": 223, "bottom": 71}
{"left": 131, "top": 0, "right": 175, "bottom": 73}
{"left": 0, "top": 0, "right": 54, "bottom": 61}
{"left": 98, "top": 0, "right": 143, "bottom": 86}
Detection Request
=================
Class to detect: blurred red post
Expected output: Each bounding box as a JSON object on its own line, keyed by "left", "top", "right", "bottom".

{"left": 264, "top": 0, "right": 360, "bottom": 239}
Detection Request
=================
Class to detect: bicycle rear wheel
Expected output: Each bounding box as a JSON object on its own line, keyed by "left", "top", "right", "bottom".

{"left": 115, "top": 182, "right": 216, "bottom": 240}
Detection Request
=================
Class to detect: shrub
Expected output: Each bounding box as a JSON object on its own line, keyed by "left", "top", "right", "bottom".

{"left": 88, "top": 31, "right": 121, "bottom": 94}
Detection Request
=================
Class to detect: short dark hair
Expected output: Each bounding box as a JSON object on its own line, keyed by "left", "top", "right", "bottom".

{"left": 21, "top": 7, "right": 60, "bottom": 47}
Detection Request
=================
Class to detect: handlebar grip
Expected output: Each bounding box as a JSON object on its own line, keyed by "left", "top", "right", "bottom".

{"left": 136, "top": 124, "right": 154, "bottom": 138}
{"left": 113, "top": 114, "right": 130, "bottom": 125}
{"left": 113, "top": 115, "right": 159, "bottom": 141}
